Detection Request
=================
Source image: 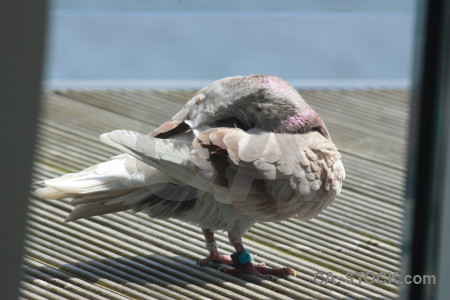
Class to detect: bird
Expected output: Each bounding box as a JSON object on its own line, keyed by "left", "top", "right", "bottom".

{"left": 36, "top": 75, "right": 345, "bottom": 279}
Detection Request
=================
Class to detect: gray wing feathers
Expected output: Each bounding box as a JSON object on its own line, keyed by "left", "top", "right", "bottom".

{"left": 100, "top": 130, "right": 222, "bottom": 195}
{"left": 100, "top": 130, "right": 193, "bottom": 172}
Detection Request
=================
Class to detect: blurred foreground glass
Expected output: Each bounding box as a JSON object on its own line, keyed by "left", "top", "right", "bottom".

{"left": 402, "top": 0, "right": 450, "bottom": 299}
{"left": 0, "top": 1, "right": 47, "bottom": 299}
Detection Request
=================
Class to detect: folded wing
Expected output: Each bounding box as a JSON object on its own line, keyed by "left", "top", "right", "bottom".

{"left": 102, "top": 127, "right": 345, "bottom": 222}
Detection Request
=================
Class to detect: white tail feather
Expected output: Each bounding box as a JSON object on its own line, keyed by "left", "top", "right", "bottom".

{"left": 35, "top": 152, "right": 175, "bottom": 221}
{"left": 36, "top": 154, "right": 168, "bottom": 200}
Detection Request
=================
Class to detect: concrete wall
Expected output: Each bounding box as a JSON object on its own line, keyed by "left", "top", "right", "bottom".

{"left": 45, "top": 0, "right": 416, "bottom": 89}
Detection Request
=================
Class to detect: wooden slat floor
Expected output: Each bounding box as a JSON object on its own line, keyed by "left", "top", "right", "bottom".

{"left": 22, "top": 88, "right": 408, "bottom": 299}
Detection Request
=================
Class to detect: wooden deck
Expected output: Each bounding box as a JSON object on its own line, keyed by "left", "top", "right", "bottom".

{"left": 22, "top": 88, "right": 408, "bottom": 299}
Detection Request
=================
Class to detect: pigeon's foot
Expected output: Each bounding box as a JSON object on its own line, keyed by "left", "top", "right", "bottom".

{"left": 218, "top": 250, "right": 296, "bottom": 280}
{"left": 197, "top": 251, "right": 234, "bottom": 266}
{"left": 199, "top": 229, "right": 296, "bottom": 280}
{"left": 217, "top": 261, "right": 295, "bottom": 280}
{"left": 243, "top": 263, "right": 296, "bottom": 279}
{"left": 199, "top": 255, "right": 295, "bottom": 279}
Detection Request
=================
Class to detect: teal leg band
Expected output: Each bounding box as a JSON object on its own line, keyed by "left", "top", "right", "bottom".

{"left": 231, "top": 249, "right": 253, "bottom": 267}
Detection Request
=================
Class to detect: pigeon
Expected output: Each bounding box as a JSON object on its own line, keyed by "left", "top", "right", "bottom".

{"left": 36, "top": 75, "right": 345, "bottom": 279}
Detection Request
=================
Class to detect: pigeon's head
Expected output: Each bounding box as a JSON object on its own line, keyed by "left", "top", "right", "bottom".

{"left": 188, "top": 75, "right": 330, "bottom": 138}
